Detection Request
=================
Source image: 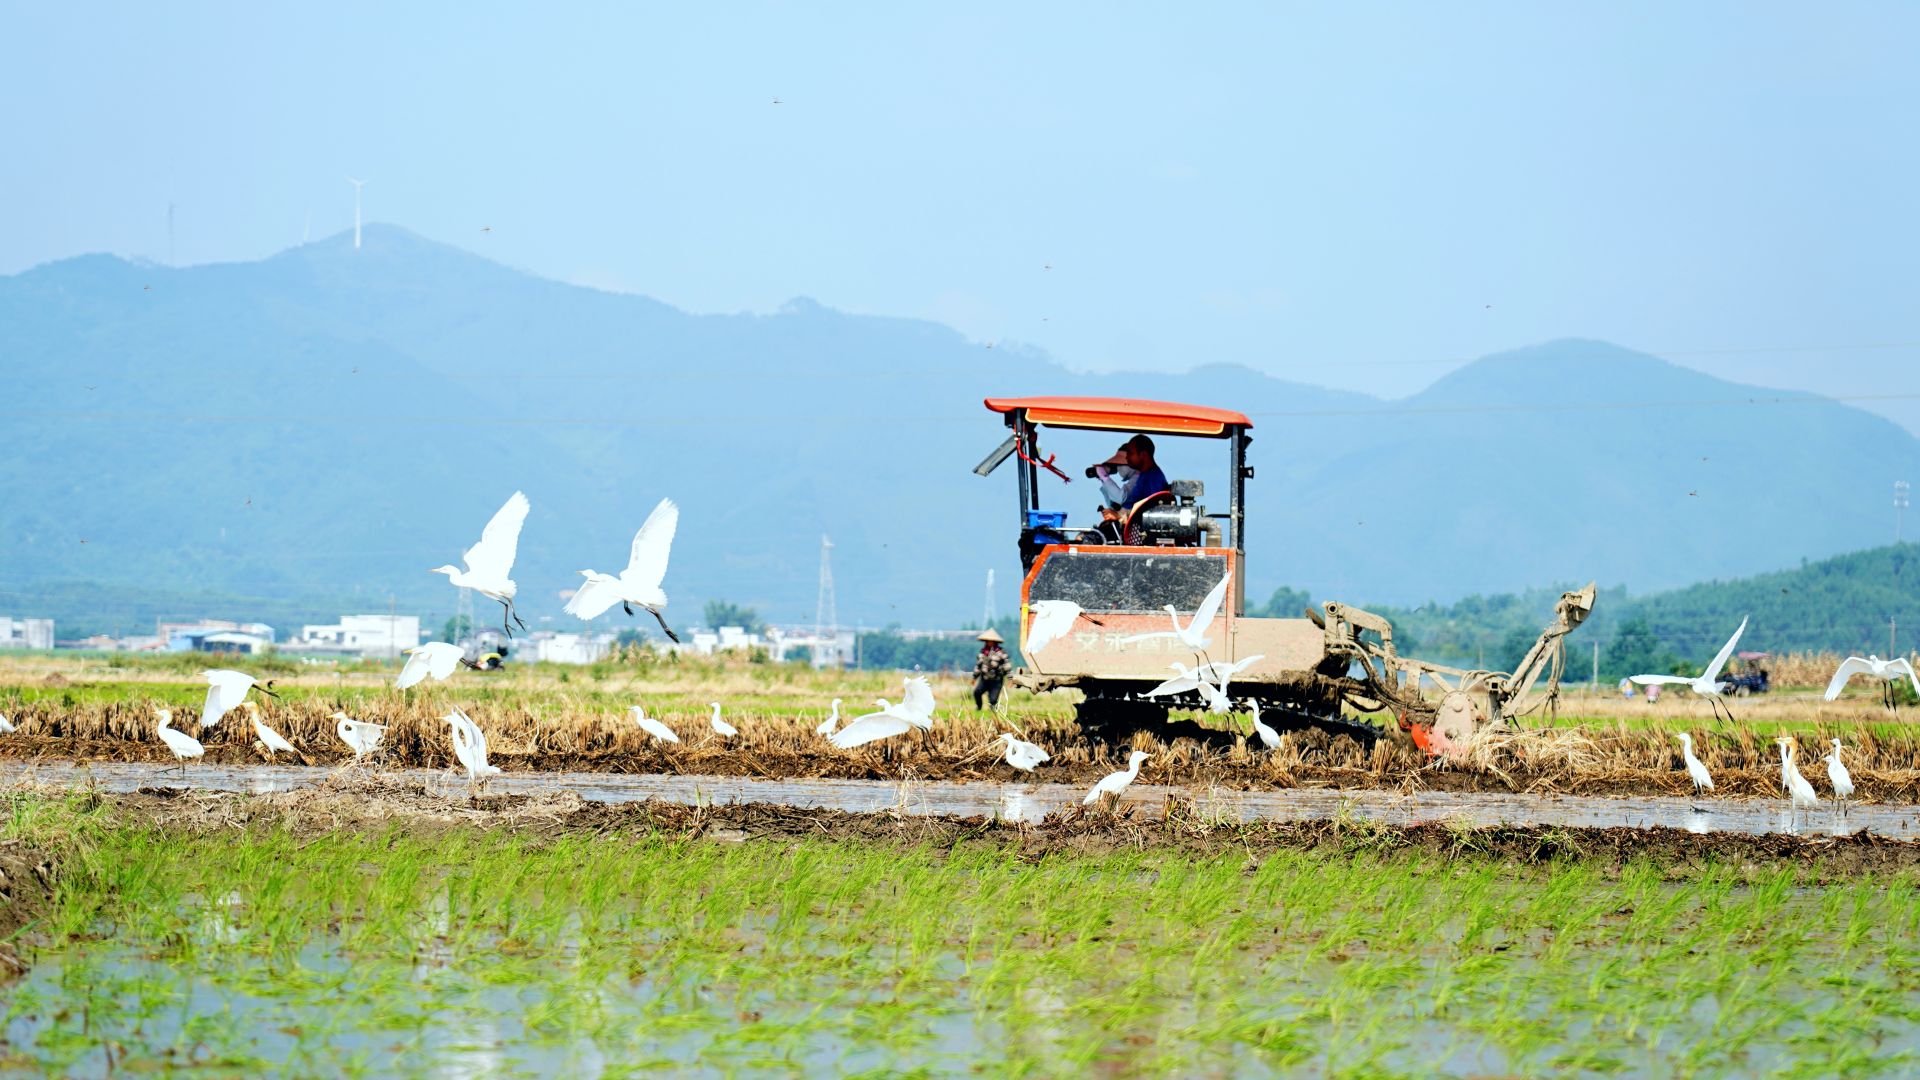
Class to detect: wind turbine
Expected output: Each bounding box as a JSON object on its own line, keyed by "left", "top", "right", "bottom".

{"left": 346, "top": 176, "right": 367, "bottom": 249}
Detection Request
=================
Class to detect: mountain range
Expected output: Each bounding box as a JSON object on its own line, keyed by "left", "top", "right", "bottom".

{"left": 6, "top": 225, "right": 1919, "bottom": 638}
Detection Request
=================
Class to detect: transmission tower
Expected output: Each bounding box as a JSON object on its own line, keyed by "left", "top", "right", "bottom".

{"left": 983, "top": 568, "right": 996, "bottom": 627}
{"left": 814, "top": 535, "right": 837, "bottom": 643}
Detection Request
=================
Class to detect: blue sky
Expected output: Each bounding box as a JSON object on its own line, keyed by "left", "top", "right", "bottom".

{"left": 7, "top": 3, "right": 1919, "bottom": 428}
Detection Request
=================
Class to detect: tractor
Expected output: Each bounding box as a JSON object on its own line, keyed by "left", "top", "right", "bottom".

{"left": 975, "top": 396, "right": 1595, "bottom": 753}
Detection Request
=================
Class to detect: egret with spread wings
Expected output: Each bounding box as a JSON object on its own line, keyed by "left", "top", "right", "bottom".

{"left": 564, "top": 497, "right": 681, "bottom": 642}
{"left": 430, "top": 491, "right": 532, "bottom": 637}
{"left": 1629, "top": 616, "right": 1747, "bottom": 724}
{"left": 1120, "top": 570, "right": 1232, "bottom": 653}
{"left": 1823, "top": 654, "right": 1920, "bottom": 712}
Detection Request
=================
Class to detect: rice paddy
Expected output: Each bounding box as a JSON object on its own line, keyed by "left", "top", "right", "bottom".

{"left": 4, "top": 787, "right": 1920, "bottom": 1077}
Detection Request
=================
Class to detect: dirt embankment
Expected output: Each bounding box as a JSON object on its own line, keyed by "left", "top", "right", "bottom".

{"left": 0, "top": 839, "right": 57, "bottom": 981}
{"left": 67, "top": 776, "right": 1920, "bottom": 881}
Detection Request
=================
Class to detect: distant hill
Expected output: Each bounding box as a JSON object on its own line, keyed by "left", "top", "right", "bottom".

{"left": 6, "top": 225, "right": 1920, "bottom": 636}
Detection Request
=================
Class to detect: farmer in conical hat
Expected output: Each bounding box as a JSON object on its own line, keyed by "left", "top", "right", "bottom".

{"left": 973, "top": 628, "right": 1012, "bottom": 710}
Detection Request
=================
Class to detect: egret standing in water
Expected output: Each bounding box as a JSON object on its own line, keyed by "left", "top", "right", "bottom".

{"left": 1084, "top": 750, "right": 1150, "bottom": 806}
{"left": 155, "top": 708, "right": 204, "bottom": 776}
{"left": 563, "top": 497, "right": 682, "bottom": 642}
{"left": 1823, "top": 738, "right": 1856, "bottom": 814}
{"left": 430, "top": 491, "right": 531, "bottom": 637}
{"left": 1675, "top": 732, "right": 1713, "bottom": 811}
{"left": 1776, "top": 737, "right": 1819, "bottom": 825}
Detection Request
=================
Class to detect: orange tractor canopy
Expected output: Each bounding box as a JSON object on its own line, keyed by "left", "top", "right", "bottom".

{"left": 975, "top": 395, "right": 1596, "bottom": 754}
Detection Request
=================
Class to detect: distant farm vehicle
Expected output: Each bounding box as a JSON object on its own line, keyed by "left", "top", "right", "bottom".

{"left": 976, "top": 396, "right": 1596, "bottom": 754}
{"left": 1724, "top": 652, "right": 1771, "bottom": 696}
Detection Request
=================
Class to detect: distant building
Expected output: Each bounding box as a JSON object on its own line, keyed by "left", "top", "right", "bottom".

{"left": 292, "top": 615, "right": 422, "bottom": 658}
{"left": 194, "top": 631, "right": 271, "bottom": 655}
{"left": 0, "top": 617, "right": 54, "bottom": 651}
{"left": 519, "top": 630, "right": 614, "bottom": 665}
{"left": 162, "top": 620, "right": 276, "bottom": 652}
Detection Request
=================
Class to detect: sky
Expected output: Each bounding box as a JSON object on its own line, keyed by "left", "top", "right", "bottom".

{"left": 6, "top": 3, "right": 1920, "bottom": 429}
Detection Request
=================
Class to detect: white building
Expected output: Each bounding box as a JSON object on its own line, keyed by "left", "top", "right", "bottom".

{"left": 0, "top": 617, "right": 54, "bottom": 650}
{"left": 293, "top": 615, "right": 422, "bottom": 658}
{"left": 525, "top": 631, "right": 615, "bottom": 665}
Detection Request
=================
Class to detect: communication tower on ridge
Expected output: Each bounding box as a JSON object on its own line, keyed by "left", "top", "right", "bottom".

{"left": 814, "top": 535, "right": 836, "bottom": 641}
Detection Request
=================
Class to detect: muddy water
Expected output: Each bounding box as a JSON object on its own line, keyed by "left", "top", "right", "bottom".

{"left": 4, "top": 760, "right": 1911, "bottom": 838}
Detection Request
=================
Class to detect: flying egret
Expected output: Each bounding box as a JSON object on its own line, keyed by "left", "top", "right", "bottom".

{"left": 1142, "top": 662, "right": 1213, "bottom": 699}
{"left": 200, "top": 668, "right": 277, "bottom": 728}
{"left": 829, "top": 678, "right": 937, "bottom": 749}
{"left": 1119, "top": 571, "right": 1232, "bottom": 652}
{"left": 996, "top": 732, "right": 1051, "bottom": 772}
{"left": 1823, "top": 654, "right": 1920, "bottom": 711}
{"left": 1775, "top": 738, "right": 1819, "bottom": 825}
{"left": 629, "top": 705, "right": 680, "bottom": 744}
{"left": 1084, "top": 750, "right": 1150, "bottom": 806}
{"left": 1248, "top": 700, "right": 1281, "bottom": 750}
{"left": 332, "top": 712, "right": 387, "bottom": 761}
{"left": 240, "top": 701, "right": 298, "bottom": 759}
{"left": 1675, "top": 732, "right": 1713, "bottom": 810}
{"left": 1198, "top": 655, "right": 1266, "bottom": 702}
{"left": 1026, "top": 600, "right": 1101, "bottom": 654}
{"left": 445, "top": 707, "right": 500, "bottom": 787}
{"left": 396, "top": 642, "right": 476, "bottom": 690}
{"left": 708, "top": 702, "right": 738, "bottom": 739}
{"left": 562, "top": 497, "right": 681, "bottom": 642}
{"left": 1629, "top": 616, "right": 1748, "bottom": 724}
{"left": 155, "top": 708, "right": 204, "bottom": 775}
{"left": 1824, "top": 738, "right": 1855, "bottom": 814}
{"left": 0, "top": 713, "right": 13, "bottom": 735}
{"left": 430, "top": 491, "right": 531, "bottom": 637}
{"left": 815, "top": 699, "right": 842, "bottom": 736}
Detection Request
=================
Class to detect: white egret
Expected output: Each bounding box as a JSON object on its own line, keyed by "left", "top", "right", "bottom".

{"left": 829, "top": 678, "right": 937, "bottom": 749}
{"left": 0, "top": 713, "right": 13, "bottom": 735}
{"left": 815, "top": 699, "right": 842, "bottom": 736}
{"left": 1248, "top": 700, "right": 1281, "bottom": 750}
{"left": 708, "top": 702, "right": 738, "bottom": 738}
{"left": 629, "top": 705, "right": 680, "bottom": 744}
{"left": 429, "top": 490, "right": 531, "bottom": 637}
{"left": 996, "top": 732, "right": 1051, "bottom": 772}
{"left": 332, "top": 712, "right": 387, "bottom": 760}
{"left": 240, "top": 701, "right": 298, "bottom": 759}
{"left": 1776, "top": 738, "right": 1819, "bottom": 824}
{"left": 1198, "top": 654, "right": 1266, "bottom": 702}
{"left": 563, "top": 497, "right": 681, "bottom": 642}
{"left": 1629, "top": 616, "right": 1748, "bottom": 724}
{"left": 200, "top": 668, "right": 277, "bottom": 728}
{"left": 396, "top": 642, "right": 476, "bottom": 689}
{"left": 1142, "top": 662, "right": 1213, "bottom": 699}
{"left": 1675, "top": 732, "right": 1713, "bottom": 810}
{"left": 1083, "top": 750, "right": 1150, "bottom": 806}
{"left": 445, "top": 707, "right": 500, "bottom": 786}
{"left": 1824, "top": 738, "right": 1856, "bottom": 813}
{"left": 1119, "top": 571, "right": 1232, "bottom": 652}
{"left": 1823, "top": 655, "right": 1920, "bottom": 711}
{"left": 1026, "top": 599, "right": 1101, "bottom": 655}
{"left": 155, "top": 708, "right": 204, "bottom": 774}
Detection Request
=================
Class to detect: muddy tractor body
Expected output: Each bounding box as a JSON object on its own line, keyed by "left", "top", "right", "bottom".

{"left": 977, "top": 396, "right": 1594, "bottom": 751}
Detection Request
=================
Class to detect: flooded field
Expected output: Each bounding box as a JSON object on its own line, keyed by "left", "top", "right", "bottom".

{"left": 7, "top": 759, "right": 1916, "bottom": 838}
{"left": 4, "top": 784, "right": 1919, "bottom": 1077}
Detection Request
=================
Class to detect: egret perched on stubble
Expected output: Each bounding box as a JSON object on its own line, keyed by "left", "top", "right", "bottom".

{"left": 708, "top": 702, "right": 737, "bottom": 739}
{"left": 396, "top": 642, "right": 476, "bottom": 689}
{"left": 996, "top": 732, "right": 1051, "bottom": 772}
{"left": 1025, "top": 599, "right": 1102, "bottom": 655}
{"left": 1824, "top": 654, "right": 1920, "bottom": 712}
{"left": 1248, "top": 700, "right": 1281, "bottom": 750}
{"left": 816, "top": 699, "right": 842, "bottom": 736}
{"left": 1675, "top": 732, "right": 1713, "bottom": 810}
{"left": 200, "top": 668, "right": 277, "bottom": 728}
{"left": 1629, "top": 616, "right": 1748, "bottom": 724}
{"left": 240, "top": 701, "right": 298, "bottom": 759}
{"left": 1776, "top": 737, "right": 1819, "bottom": 824}
{"left": 1120, "top": 571, "right": 1232, "bottom": 653}
{"left": 563, "top": 497, "right": 682, "bottom": 642}
{"left": 332, "top": 712, "right": 387, "bottom": 761}
{"left": 430, "top": 490, "right": 531, "bottom": 637}
{"left": 155, "top": 708, "right": 204, "bottom": 774}
{"left": 1824, "top": 738, "right": 1855, "bottom": 814}
{"left": 445, "top": 707, "right": 500, "bottom": 788}
{"left": 1084, "top": 750, "right": 1150, "bottom": 806}
{"left": 0, "top": 712, "right": 13, "bottom": 735}
{"left": 828, "top": 677, "right": 937, "bottom": 749}
{"left": 629, "top": 705, "right": 680, "bottom": 744}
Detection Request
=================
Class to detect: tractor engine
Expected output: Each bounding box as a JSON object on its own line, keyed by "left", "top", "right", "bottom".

{"left": 1131, "top": 480, "right": 1218, "bottom": 547}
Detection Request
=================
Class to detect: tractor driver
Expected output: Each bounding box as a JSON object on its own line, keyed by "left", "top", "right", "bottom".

{"left": 1098, "top": 434, "right": 1169, "bottom": 525}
